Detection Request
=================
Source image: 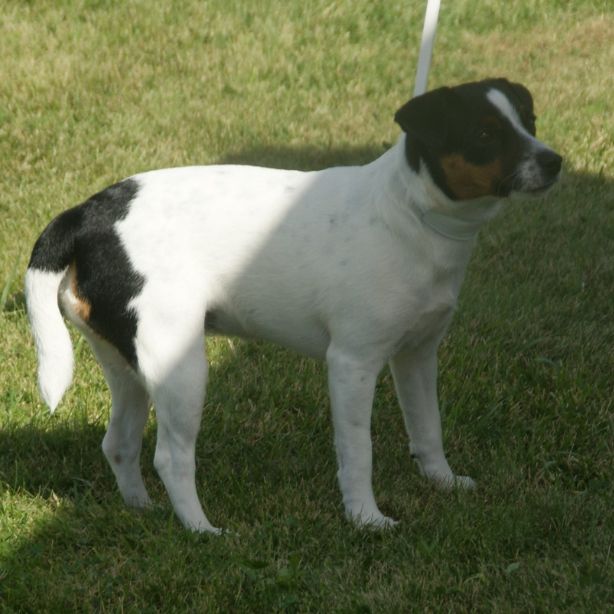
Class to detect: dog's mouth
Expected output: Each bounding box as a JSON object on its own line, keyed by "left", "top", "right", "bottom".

{"left": 501, "top": 170, "right": 562, "bottom": 199}
{"left": 524, "top": 176, "right": 560, "bottom": 195}
{"left": 497, "top": 149, "right": 563, "bottom": 199}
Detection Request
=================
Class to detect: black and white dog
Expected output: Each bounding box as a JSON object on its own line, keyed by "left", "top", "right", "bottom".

{"left": 25, "top": 78, "right": 562, "bottom": 532}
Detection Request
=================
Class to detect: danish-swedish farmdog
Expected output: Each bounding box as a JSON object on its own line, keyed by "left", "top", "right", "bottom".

{"left": 25, "top": 79, "right": 562, "bottom": 532}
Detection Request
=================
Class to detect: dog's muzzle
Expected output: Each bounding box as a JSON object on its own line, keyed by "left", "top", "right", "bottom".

{"left": 516, "top": 147, "right": 563, "bottom": 195}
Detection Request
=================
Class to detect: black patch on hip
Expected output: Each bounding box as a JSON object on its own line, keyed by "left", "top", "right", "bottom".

{"left": 30, "top": 179, "right": 145, "bottom": 367}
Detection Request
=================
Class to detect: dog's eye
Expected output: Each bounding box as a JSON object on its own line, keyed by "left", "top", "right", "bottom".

{"left": 477, "top": 128, "right": 495, "bottom": 144}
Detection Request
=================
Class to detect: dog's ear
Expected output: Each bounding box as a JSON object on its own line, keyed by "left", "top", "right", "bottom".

{"left": 394, "top": 87, "right": 457, "bottom": 147}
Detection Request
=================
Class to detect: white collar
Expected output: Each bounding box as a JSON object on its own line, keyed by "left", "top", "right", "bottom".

{"left": 418, "top": 208, "right": 486, "bottom": 241}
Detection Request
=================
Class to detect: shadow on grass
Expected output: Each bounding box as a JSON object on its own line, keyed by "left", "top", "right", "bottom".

{"left": 1, "top": 143, "right": 612, "bottom": 610}
{"left": 0, "top": 335, "right": 409, "bottom": 610}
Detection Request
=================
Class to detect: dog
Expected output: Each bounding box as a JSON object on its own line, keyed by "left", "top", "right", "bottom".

{"left": 25, "top": 78, "right": 562, "bottom": 532}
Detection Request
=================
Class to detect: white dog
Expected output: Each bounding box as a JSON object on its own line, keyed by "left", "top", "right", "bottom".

{"left": 25, "top": 78, "right": 562, "bottom": 532}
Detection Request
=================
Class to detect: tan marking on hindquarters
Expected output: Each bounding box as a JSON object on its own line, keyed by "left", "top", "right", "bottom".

{"left": 67, "top": 262, "right": 91, "bottom": 322}
{"left": 441, "top": 154, "right": 503, "bottom": 200}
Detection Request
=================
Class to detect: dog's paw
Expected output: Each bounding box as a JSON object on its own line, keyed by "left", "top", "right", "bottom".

{"left": 414, "top": 457, "right": 477, "bottom": 491}
{"left": 184, "top": 520, "right": 224, "bottom": 535}
{"left": 348, "top": 509, "right": 399, "bottom": 530}
{"left": 124, "top": 493, "right": 154, "bottom": 509}
{"left": 453, "top": 475, "right": 477, "bottom": 490}
{"left": 429, "top": 473, "right": 477, "bottom": 491}
{"left": 368, "top": 514, "right": 399, "bottom": 530}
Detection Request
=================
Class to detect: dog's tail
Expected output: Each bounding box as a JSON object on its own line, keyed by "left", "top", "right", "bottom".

{"left": 25, "top": 207, "right": 82, "bottom": 411}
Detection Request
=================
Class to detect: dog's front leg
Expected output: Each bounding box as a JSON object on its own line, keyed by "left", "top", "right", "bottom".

{"left": 326, "top": 345, "right": 397, "bottom": 528}
{"left": 390, "top": 343, "right": 476, "bottom": 490}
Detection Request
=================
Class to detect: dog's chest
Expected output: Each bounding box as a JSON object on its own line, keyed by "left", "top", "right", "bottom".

{"left": 395, "top": 268, "right": 460, "bottom": 348}
{"left": 371, "top": 235, "right": 470, "bottom": 353}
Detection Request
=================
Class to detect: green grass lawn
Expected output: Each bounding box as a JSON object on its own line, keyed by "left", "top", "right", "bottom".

{"left": 1, "top": 0, "right": 613, "bottom": 610}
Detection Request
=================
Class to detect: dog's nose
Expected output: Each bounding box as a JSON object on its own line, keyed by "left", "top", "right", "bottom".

{"left": 537, "top": 150, "right": 563, "bottom": 177}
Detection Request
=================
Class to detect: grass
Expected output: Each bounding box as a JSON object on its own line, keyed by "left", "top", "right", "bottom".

{"left": 1, "top": 0, "right": 613, "bottom": 610}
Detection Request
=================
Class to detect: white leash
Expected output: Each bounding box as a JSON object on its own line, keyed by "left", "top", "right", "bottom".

{"left": 412, "top": 1, "right": 484, "bottom": 241}
{"left": 413, "top": 0, "right": 441, "bottom": 97}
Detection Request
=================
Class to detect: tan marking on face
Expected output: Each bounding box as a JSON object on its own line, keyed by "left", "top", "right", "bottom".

{"left": 440, "top": 154, "right": 503, "bottom": 200}
{"left": 68, "top": 262, "right": 91, "bottom": 321}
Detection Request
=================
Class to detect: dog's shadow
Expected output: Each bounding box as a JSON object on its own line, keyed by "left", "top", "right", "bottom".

{"left": 0, "top": 336, "right": 339, "bottom": 502}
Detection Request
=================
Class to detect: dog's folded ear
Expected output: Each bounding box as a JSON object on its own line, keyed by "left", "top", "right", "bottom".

{"left": 394, "top": 87, "right": 458, "bottom": 148}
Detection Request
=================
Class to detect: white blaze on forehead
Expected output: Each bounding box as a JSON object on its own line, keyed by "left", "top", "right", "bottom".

{"left": 486, "top": 87, "right": 558, "bottom": 191}
{"left": 486, "top": 88, "right": 528, "bottom": 135}
{"left": 486, "top": 87, "right": 549, "bottom": 153}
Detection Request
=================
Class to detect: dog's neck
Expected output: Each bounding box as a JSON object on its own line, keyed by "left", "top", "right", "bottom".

{"left": 378, "top": 137, "right": 503, "bottom": 242}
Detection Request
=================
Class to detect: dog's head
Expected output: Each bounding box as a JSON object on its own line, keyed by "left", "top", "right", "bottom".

{"left": 394, "top": 78, "right": 562, "bottom": 201}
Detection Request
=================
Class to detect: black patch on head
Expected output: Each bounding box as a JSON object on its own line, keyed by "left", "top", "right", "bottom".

{"left": 29, "top": 179, "right": 144, "bottom": 367}
{"left": 394, "top": 86, "right": 456, "bottom": 150}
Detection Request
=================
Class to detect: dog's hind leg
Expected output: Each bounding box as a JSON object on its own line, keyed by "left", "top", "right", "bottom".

{"left": 152, "top": 338, "right": 219, "bottom": 533}
{"left": 57, "top": 267, "right": 152, "bottom": 508}
{"left": 135, "top": 303, "right": 219, "bottom": 533}
{"left": 88, "top": 335, "right": 153, "bottom": 508}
